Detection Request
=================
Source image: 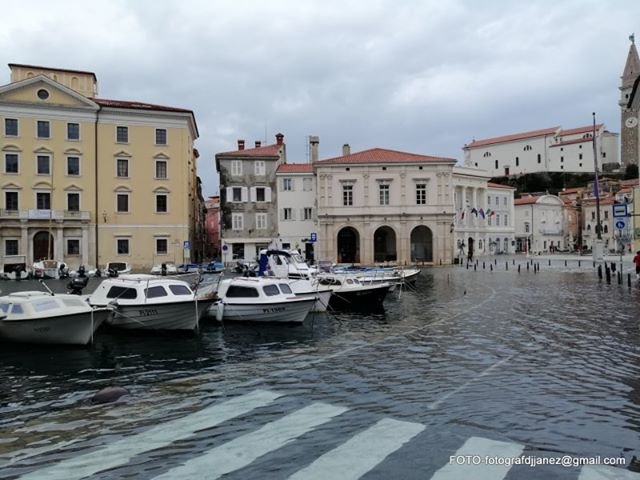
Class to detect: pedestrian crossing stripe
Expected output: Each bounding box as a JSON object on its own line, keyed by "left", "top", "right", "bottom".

{"left": 12, "top": 389, "right": 640, "bottom": 480}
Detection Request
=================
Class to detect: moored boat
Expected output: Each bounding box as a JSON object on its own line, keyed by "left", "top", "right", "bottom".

{"left": 214, "top": 277, "right": 315, "bottom": 324}
{"left": 317, "top": 273, "right": 391, "bottom": 311}
{"left": 88, "top": 274, "right": 214, "bottom": 331}
{"left": 0, "top": 291, "right": 110, "bottom": 345}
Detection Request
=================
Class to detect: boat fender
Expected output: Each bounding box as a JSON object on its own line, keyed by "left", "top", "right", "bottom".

{"left": 91, "top": 386, "right": 129, "bottom": 404}
{"left": 215, "top": 301, "right": 224, "bottom": 322}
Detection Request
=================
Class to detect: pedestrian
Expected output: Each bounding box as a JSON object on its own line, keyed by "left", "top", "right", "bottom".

{"left": 634, "top": 250, "right": 640, "bottom": 280}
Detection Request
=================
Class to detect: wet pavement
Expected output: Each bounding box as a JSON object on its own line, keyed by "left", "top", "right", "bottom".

{"left": 1, "top": 261, "right": 640, "bottom": 479}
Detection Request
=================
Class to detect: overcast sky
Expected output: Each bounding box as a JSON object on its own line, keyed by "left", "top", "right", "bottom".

{"left": 2, "top": 0, "right": 638, "bottom": 196}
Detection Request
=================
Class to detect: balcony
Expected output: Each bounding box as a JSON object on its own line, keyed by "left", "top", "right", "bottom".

{"left": 0, "top": 209, "right": 91, "bottom": 221}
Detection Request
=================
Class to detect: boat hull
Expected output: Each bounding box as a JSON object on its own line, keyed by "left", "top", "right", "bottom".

{"left": 108, "top": 301, "right": 202, "bottom": 330}
{"left": 328, "top": 285, "right": 391, "bottom": 311}
{"left": 218, "top": 297, "right": 314, "bottom": 324}
{"left": 0, "top": 309, "right": 109, "bottom": 345}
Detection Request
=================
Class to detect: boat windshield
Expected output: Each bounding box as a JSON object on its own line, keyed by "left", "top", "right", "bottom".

{"left": 106, "top": 286, "right": 137, "bottom": 299}
{"left": 291, "top": 253, "right": 305, "bottom": 264}
{"left": 169, "top": 284, "right": 192, "bottom": 296}
{"left": 0, "top": 302, "right": 10, "bottom": 313}
{"left": 278, "top": 283, "right": 292, "bottom": 294}
{"left": 263, "top": 284, "right": 280, "bottom": 296}
{"left": 226, "top": 285, "right": 259, "bottom": 298}
{"left": 145, "top": 286, "right": 168, "bottom": 298}
{"left": 32, "top": 298, "right": 61, "bottom": 312}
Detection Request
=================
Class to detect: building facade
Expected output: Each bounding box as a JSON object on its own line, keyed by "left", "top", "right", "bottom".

{"left": 463, "top": 124, "right": 619, "bottom": 177}
{"left": 314, "top": 147, "right": 457, "bottom": 265}
{"left": 620, "top": 36, "right": 640, "bottom": 168}
{"left": 216, "top": 135, "right": 285, "bottom": 264}
{"left": 275, "top": 162, "right": 318, "bottom": 263}
{"left": 204, "top": 195, "right": 221, "bottom": 259}
{"left": 0, "top": 64, "right": 199, "bottom": 272}
{"left": 514, "top": 194, "right": 565, "bottom": 254}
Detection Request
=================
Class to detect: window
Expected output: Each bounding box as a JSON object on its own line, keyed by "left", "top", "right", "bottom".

{"left": 379, "top": 184, "right": 390, "bottom": 205}
{"left": 155, "top": 128, "right": 167, "bottom": 145}
{"left": 343, "top": 184, "right": 353, "bottom": 206}
{"left": 488, "top": 196, "right": 491, "bottom": 205}
{"left": 579, "top": 153, "right": 583, "bottom": 160}
{"left": 4, "top": 118, "right": 18, "bottom": 136}
{"left": 303, "top": 207, "right": 313, "bottom": 220}
{"left": 503, "top": 197, "right": 507, "bottom": 206}
{"left": 37, "top": 121, "right": 50, "bottom": 138}
{"left": 67, "top": 123, "right": 80, "bottom": 140}
{"left": 283, "top": 207, "right": 293, "bottom": 220}
{"left": 488, "top": 216, "right": 492, "bottom": 226}
{"left": 117, "top": 158, "right": 129, "bottom": 177}
{"left": 116, "top": 126, "right": 128, "bottom": 143}
{"left": 155, "top": 160, "right": 167, "bottom": 179}
{"left": 232, "top": 213, "right": 243, "bottom": 230}
{"left": 156, "top": 194, "right": 168, "bottom": 213}
{"left": 117, "top": 238, "right": 130, "bottom": 255}
{"left": 524, "top": 222, "right": 530, "bottom": 233}
{"left": 591, "top": 211, "right": 595, "bottom": 221}
{"left": 5, "top": 153, "right": 18, "bottom": 173}
{"left": 36, "top": 192, "right": 50, "bottom": 210}
{"left": 156, "top": 238, "right": 168, "bottom": 255}
{"left": 561, "top": 156, "right": 564, "bottom": 162}
{"left": 254, "top": 160, "right": 265, "bottom": 176}
{"left": 5, "top": 192, "right": 18, "bottom": 211}
{"left": 5, "top": 239, "right": 18, "bottom": 256}
{"left": 226, "top": 285, "right": 259, "bottom": 298}
{"left": 604, "top": 211, "right": 608, "bottom": 220}
{"left": 67, "top": 193, "right": 80, "bottom": 212}
{"left": 145, "top": 286, "right": 168, "bottom": 298}
{"left": 263, "top": 285, "right": 280, "bottom": 296}
{"left": 495, "top": 160, "right": 498, "bottom": 169}
{"left": 496, "top": 214, "right": 500, "bottom": 225}
{"left": 256, "top": 187, "right": 266, "bottom": 202}
{"left": 231, "top": 160, "right": 242, "bottom": 176}
{"left": 256, "top": 213, "right": 267, "bottom": 230}
{"left": 504, "top": 214, "right": 508, "bottom": 226}
{"left": 117, "top": 193, "right": 129, "bottom": 213}
{"left": 515, "top": 157, "right": 519, "bottom": 167}
{"left": 232, "top": 187, "right": 242, "bottom": 202}
{"left": 416, "top": 184, "right": 426, "bottom": 205}
{"left": 37, "top": 155, "right": 50, "bottom": 175}
{"left": 169, "top": 284, "right": 191, "bottom": 295}
{"left": 282, "top": 178, "right": 293, "bottom": 191}
{"left": 67, "top": 239, "right": 80, "bottom": 255}
{"left": 524, "top": 145, "right": 532, "bottom": 151}
{"left": 67, "top": 156, "right": 80, "bottom": 176}
{"left": 303, "top": 178, "right": 313, "bottom": 191}
{"left": 537, "top": 154, "right": 541, "bottom": 164}
{"left": 106, "top": 286, "right": 136, "bottom": 299}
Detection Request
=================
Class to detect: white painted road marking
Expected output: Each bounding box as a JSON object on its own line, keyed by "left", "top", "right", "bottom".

{"left": 153, "top": 402, "right": 348, "bottom": 479}
{"left": 19, "top": 389, "right": 281, "bottom": 480}
{"left": 430, "top": 436, "right": 524, "bottom": 480}
{"left": 288, "top": 417, "right": 424, "bottom": 480}
{"left": 580, "top": 465, "right": 640, "bottom": 479}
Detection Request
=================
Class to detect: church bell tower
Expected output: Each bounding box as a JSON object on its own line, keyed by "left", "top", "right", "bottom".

{"left": 620, "top": 35, "right": 640, "bottom": 168}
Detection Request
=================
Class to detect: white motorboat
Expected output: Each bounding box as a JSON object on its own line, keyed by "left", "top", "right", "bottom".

{"left": 317, "top": 273, "right": 391, "bottom": 311}
{"left": 87, "top": 261, "right": 132, "bottom": 278}
{"left": 0, "top": 291, "right": 110, "bottom": 345}
{"left": 214, "top": 277, "right": 315, "bottom": 324}
{"left": 0, "top": 256, "right": 30, "bottom": 280}
{"left": 88, "top": 274, "right": 215, "bottom": 331}
{"left": 258, "top": 249, "right": 332, "bottom": 312}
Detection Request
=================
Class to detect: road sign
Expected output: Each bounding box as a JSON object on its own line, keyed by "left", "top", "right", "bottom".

{"left": 183, "top": 240, "right": 191, "bottom": 249}
{"left": 310, "top": 232, "right": 317, "bottom": 242}
{"left": 613, "top": 204, "right": 628, "bottom": 217}
{"left": 615, "top": 220, "right": 625, "bottom": 230}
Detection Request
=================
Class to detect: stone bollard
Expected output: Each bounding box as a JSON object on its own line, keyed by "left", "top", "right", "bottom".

{"left": 483, "top": 261, "right": 486, "bottom": 269}
{"left": 565, "top": 260, "right": 567, "bottom": 267}
{"left": 527, "top": 263, "right": 530, "bottom": 271}
{"left": 490, "top": 264, "right": 493, "bottom": 272}
{"left": 518, "top": 265, "right": 521, "bottom": 273}
{"left": 578, "top": 260, "right": 581, "bottom": 267}
{"left": 629, "top": 273, "right": 632, "bottom": 288}
{"left": 548, "top": 259, "right": 551, "bottom": 266}
{"left": 605, "top": 266, "right": 611, "bottom": 284}
{"left": 505, "top": 261, "right": 508, "bottom": 271}
{"left": 618, "top": 271, "right": 622, "bottom": 284}
{"left": 474, "top": 264, "right": 477, "bottom": 271}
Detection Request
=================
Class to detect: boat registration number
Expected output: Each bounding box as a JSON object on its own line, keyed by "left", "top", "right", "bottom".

{"left": 262, "top": 307, "right": 285, "bottom": 313}
{"left": 138, "top": 309, "right": 159, "bottom": 317}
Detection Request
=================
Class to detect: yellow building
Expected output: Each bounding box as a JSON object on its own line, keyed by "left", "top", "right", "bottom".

{"left": 0, "top": 63, "right": 200, "bottom": 273}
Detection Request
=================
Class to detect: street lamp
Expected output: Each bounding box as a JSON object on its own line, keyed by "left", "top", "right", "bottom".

{"left": 592, "top": 112, "right": 604, "bottom": 262}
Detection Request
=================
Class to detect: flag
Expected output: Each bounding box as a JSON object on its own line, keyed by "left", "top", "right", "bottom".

{"left": 471, "top": 208, "right": 478, "bottom": 216}
{"left": 479, "top": 208, "right": 485, "bottom": 219}
{"left": 490, "top": 210, "right": 496, "bottom": 216}
{"left": 460, "top": 210, "right": 465, "bottom": 220}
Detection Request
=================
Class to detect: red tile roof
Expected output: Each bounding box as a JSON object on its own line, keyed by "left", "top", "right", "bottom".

{"left": 92, "top": 97, "right": 193, "bottom": 113}
{"left": 582, "top": 195, "right": 614, "bottom": 206}
{"left": 217, "top": 143, "right": 283, "bottom": 157}
{"left": 514, "top": 196, "right": 541, "bottom": 205}
{"left": 314, "top": 148, "right": 455, "bottom": 165}
{"left": 557, "top": 124, "right": 602, "bottom": 136}
{"left": 276, "top": 163, "right": 313, "bottom": 173}
{"left": 621, "top": 178, "right": 640, "bottom": 187}
{"left": 9, "top": 63, "right": 97, "bottom": 80}
{"left": 465, "top": 127, "right": 559, "bottom": 148}
{"left": 559, "top": 187, "right": 584, "bottom": 194}
{"left": 487, "top": 182, "right": 515, "bottom": 189}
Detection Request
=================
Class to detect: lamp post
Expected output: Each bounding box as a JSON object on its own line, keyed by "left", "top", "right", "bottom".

{"left": 592, "top": 112, "right": 604, "bottom": 263}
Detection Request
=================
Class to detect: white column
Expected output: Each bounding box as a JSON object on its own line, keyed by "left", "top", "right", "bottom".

{"left": 82, "top": 225, "right": 89, "bottom": 266}
{"left": 56, "top": 225, "right": 64, "bottom": 260}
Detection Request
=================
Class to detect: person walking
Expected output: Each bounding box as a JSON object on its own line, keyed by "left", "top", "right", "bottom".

{"left": 633, "top": 250, "right": 640, "bottom": 280}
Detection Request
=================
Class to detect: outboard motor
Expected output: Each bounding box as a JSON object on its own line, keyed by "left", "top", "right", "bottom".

{"left": 108, "top": 267, "right": 119, "bottom": 278}
{"left": 67, "top": 275, "right": 89, "bottom": 295}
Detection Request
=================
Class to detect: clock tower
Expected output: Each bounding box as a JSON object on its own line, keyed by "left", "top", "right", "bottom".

{"left": 620, "top": 35, "right": 640, "bottom": 167}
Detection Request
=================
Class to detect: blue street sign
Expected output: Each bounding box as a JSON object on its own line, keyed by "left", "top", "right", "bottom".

{"left": 310, "top": 232, "right": 317, "bottom": 242}
{"left": 613, "top": 204, "right": 628, "bottom": 218}
{"left": 615, "top": 220, "right": 625, "bottom": 230}
{"left": 183, "top": 240, "right": 191, "bottom": 249}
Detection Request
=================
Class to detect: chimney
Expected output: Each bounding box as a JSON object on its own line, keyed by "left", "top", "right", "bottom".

{"left": 342, "top": 144, "right": 351, "bottom": 156}
{"left": 237, "top": 139, "right": 245, "bottom": 151}
{"left": 255, "top": 140, "right": 261, "bottom": 148}
{"left": 309, "top": 135, "right": 319, "bottom": 163}
{"left": 275, "top": 132, "right": 284, "bottom": 145}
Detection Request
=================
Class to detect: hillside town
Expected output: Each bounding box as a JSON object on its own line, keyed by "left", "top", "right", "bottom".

{"left": 1, "top": 42, "right": 639, "bottom": 274}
